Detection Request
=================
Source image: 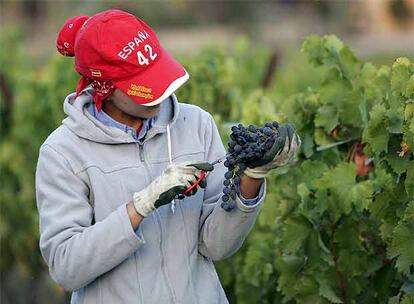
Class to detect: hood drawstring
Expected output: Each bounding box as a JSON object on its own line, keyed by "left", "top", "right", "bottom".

{"left": 167, "top": 124, "right": 176, "bottom": 214}
{"left": 167, "top": 124, "right": 173, "bottom": 165}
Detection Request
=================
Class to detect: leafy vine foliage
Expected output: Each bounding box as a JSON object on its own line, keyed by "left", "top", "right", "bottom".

{"left": 180, "top": 35, "right": 414, "bottom": 303}
{"left": 1, "top": 31, "right": 412, "bottom": 303}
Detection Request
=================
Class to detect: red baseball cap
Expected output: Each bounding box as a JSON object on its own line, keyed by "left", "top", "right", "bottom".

{"left": 58, "top": 9, "right": 189, "bottom": 106}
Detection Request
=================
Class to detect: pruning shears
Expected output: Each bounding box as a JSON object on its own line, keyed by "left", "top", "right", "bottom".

{"left": 181, "top": 154, "right": 228, "bottom": 195}
{"left": 170, "top": 154, "right": 229, "bottom": 213}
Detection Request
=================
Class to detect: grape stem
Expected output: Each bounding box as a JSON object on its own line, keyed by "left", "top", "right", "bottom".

{"left": 211, "top": 151, "right": 237, "bottom": 166}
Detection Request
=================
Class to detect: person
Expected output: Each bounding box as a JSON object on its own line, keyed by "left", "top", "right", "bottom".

{"left": 35, "top": 9, "right": 301, "bottom": 304}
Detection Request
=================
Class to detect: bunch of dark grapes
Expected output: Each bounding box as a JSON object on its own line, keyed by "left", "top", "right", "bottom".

{"left": 221, "top": 121, "right": 279, "bottom": 211}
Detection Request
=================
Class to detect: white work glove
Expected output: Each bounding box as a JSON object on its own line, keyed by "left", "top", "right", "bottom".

{"left": 132, "top": 161, "right": 213, "bottom": 217}
{"left": 244, "top": 124, "right": 301, "bottom": 179}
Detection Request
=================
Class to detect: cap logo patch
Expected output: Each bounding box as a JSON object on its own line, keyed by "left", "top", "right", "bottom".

{"left": 127, "top": 83, "right": 154, "bottom": 99}
{"left": 90, "top": 69, "right": 102, "bottom": 77}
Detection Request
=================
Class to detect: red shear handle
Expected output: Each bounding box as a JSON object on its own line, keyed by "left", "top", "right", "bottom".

{"left": 183, "top": 170, "right": 206, "bottom": 195}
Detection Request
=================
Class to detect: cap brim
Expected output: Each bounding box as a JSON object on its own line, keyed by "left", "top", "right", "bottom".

{"left": 114, "top": 47, "right": 189, "bottom": 107}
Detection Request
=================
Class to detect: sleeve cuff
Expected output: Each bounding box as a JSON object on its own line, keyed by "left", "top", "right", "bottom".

{"left": 117, "top": 203, "right": 146, "bottom": 248}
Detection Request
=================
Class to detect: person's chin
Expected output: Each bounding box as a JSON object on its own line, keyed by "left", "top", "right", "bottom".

{"left": 134, "top": 111, "right": 158, "bottom": 119}
{"left": 147, "top": 107, "right": 161, "bottom": 116}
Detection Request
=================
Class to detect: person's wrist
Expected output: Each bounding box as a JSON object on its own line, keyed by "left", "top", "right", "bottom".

{"left": 126, "top": 201, "right": 144, "bottom": 230}
{"left": 239, "top": 174, "right": 263, "bottom": 199}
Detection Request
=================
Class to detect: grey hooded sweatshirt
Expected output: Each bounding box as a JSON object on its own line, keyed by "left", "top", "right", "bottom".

{"left": 35, "top": 90, "right": 267, "bottom": 304}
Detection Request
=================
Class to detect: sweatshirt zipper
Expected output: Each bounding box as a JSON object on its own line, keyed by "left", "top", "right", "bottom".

{"left": 138, "top": 142, "right": 145, "bottom": 162}
{"left": 135, "top": 141, "right": 176, "bottom": 303}
{"left": 154, "top": 211, "right": 177, "bottom": 304}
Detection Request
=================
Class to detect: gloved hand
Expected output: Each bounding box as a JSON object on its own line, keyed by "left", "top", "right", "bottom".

{"left": 244, "top": 124, "right": 301, "bottom": 179}
{"left": 132, "top": 161, "right": 214, "bottom": 217}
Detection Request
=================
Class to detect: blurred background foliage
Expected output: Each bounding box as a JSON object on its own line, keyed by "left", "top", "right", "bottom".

{"left": 1, "top": 1, "right": 413, "bottom": 303}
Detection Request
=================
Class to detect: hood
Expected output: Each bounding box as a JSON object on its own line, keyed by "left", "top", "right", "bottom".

{"left": 61, "top": 88, "right": 180, "bottom": 144}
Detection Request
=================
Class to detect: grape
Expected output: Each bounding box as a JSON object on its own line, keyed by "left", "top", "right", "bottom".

{"left": 223, "top": 187, "right": 230, "bottom": 195}
{"left": 221, "top": 120, "right": 280, "bottom": 211}
{"left": 237, "top": 137, "right": 247, "bottom": 145}
{"left": 224, "top": 171, "right": 233, "bottom": 179}
{"left": 221, "top": 202, "right": 232, "bottom": 211}
{"left": 234, "top": 145, "right": 242, "bottom": 152}
{"left": 229, "top": 189, "right": 237, "bottom": 200}
{"left": 263, "top": 127, "right": 273, "bottom": 136}
{"left": 228, "top": 140, "right": 236, "bottom": 148}
{"left": 248, "top": 125, "right": 257, "bottom": 132}
{"left": 234, "top": 175, "right": 241, "bottom": 184}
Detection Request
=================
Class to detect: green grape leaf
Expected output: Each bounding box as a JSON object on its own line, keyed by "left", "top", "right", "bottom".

{"left": 302, "top": 35, "right": 325, "bottom": 66}
{"left": 363, "top": 103, "right": 389, "bottom": 153}
{"left": 405, "top": 103, "right": 414, "bottom": 121}
{"left": 340, "top": 89, "right": 364, "bottom": 128}
{"left": 359, "top": 62, "right": 377, "bottom": 87}
{"left": 365, "top": 65, "right": 390, "bottom": 102}
{"left": 386, "top": 152, "right": 410, "bottom": 175}
{"left": 336, "top": 219, "right": 365, "bottom": 252}
{"left": 298, "top": 183, "right": 310, "bottom": 204}
{"left": 314, "top": 128, "right": 334, "bottom": 146}
{"left": 280, "top": 217, "right": 312, "bottom": 253}
{"left": 385, "top": 136, "right": 410, "bottom": 175}
{"left": 314, "top": 162, "right": 356, "bottom": 203}
{"left": 350, "top": 180, "right": 374, "bottom": 212}
{"left": 323, "top": 35, "right": 344, "bottom": 66}
{"left": 387, "top": 94, "right": 405, "bottom": 134}
{"left": 373, "top": 263, "right": 397, "bottom": 301}
{"left": 320, "top": 68, "right": 349, "bottom": 106}
{"left": 387, "top": 108, "right": 404, "bottom": 134}
{"left": 406, "top": 165, "right": 414, "bottom": 198}
{"left": 406, "top": 75, "right": 414, "bottom": 98}
{"left": 338, "top": 46, "right": 360, "bottom": 79}
{"left": 391, "top": 57, "right": 411, "bottom": 97}
{"left": 299, "top": 160, "right": 330, "bottom": 188}
{"left": 302, "top": 131, "right": 315, "bottom": 158}
{"left": 370, "top": 190, "right": 393, "bottom": 218}
{"left": 388, "top": 202, "right": 414, "bottom": 275}
{"left": 280, "top": 255, "right": 307, "bottom": 275}
{"left": 404, "top": 119, "right": 414, "bottom": 149}
{"left": 315, "top": 105, "right": 339, "bottom": 133}
{"left": 319, "top": 281, "right": 343, "bottom": 303}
